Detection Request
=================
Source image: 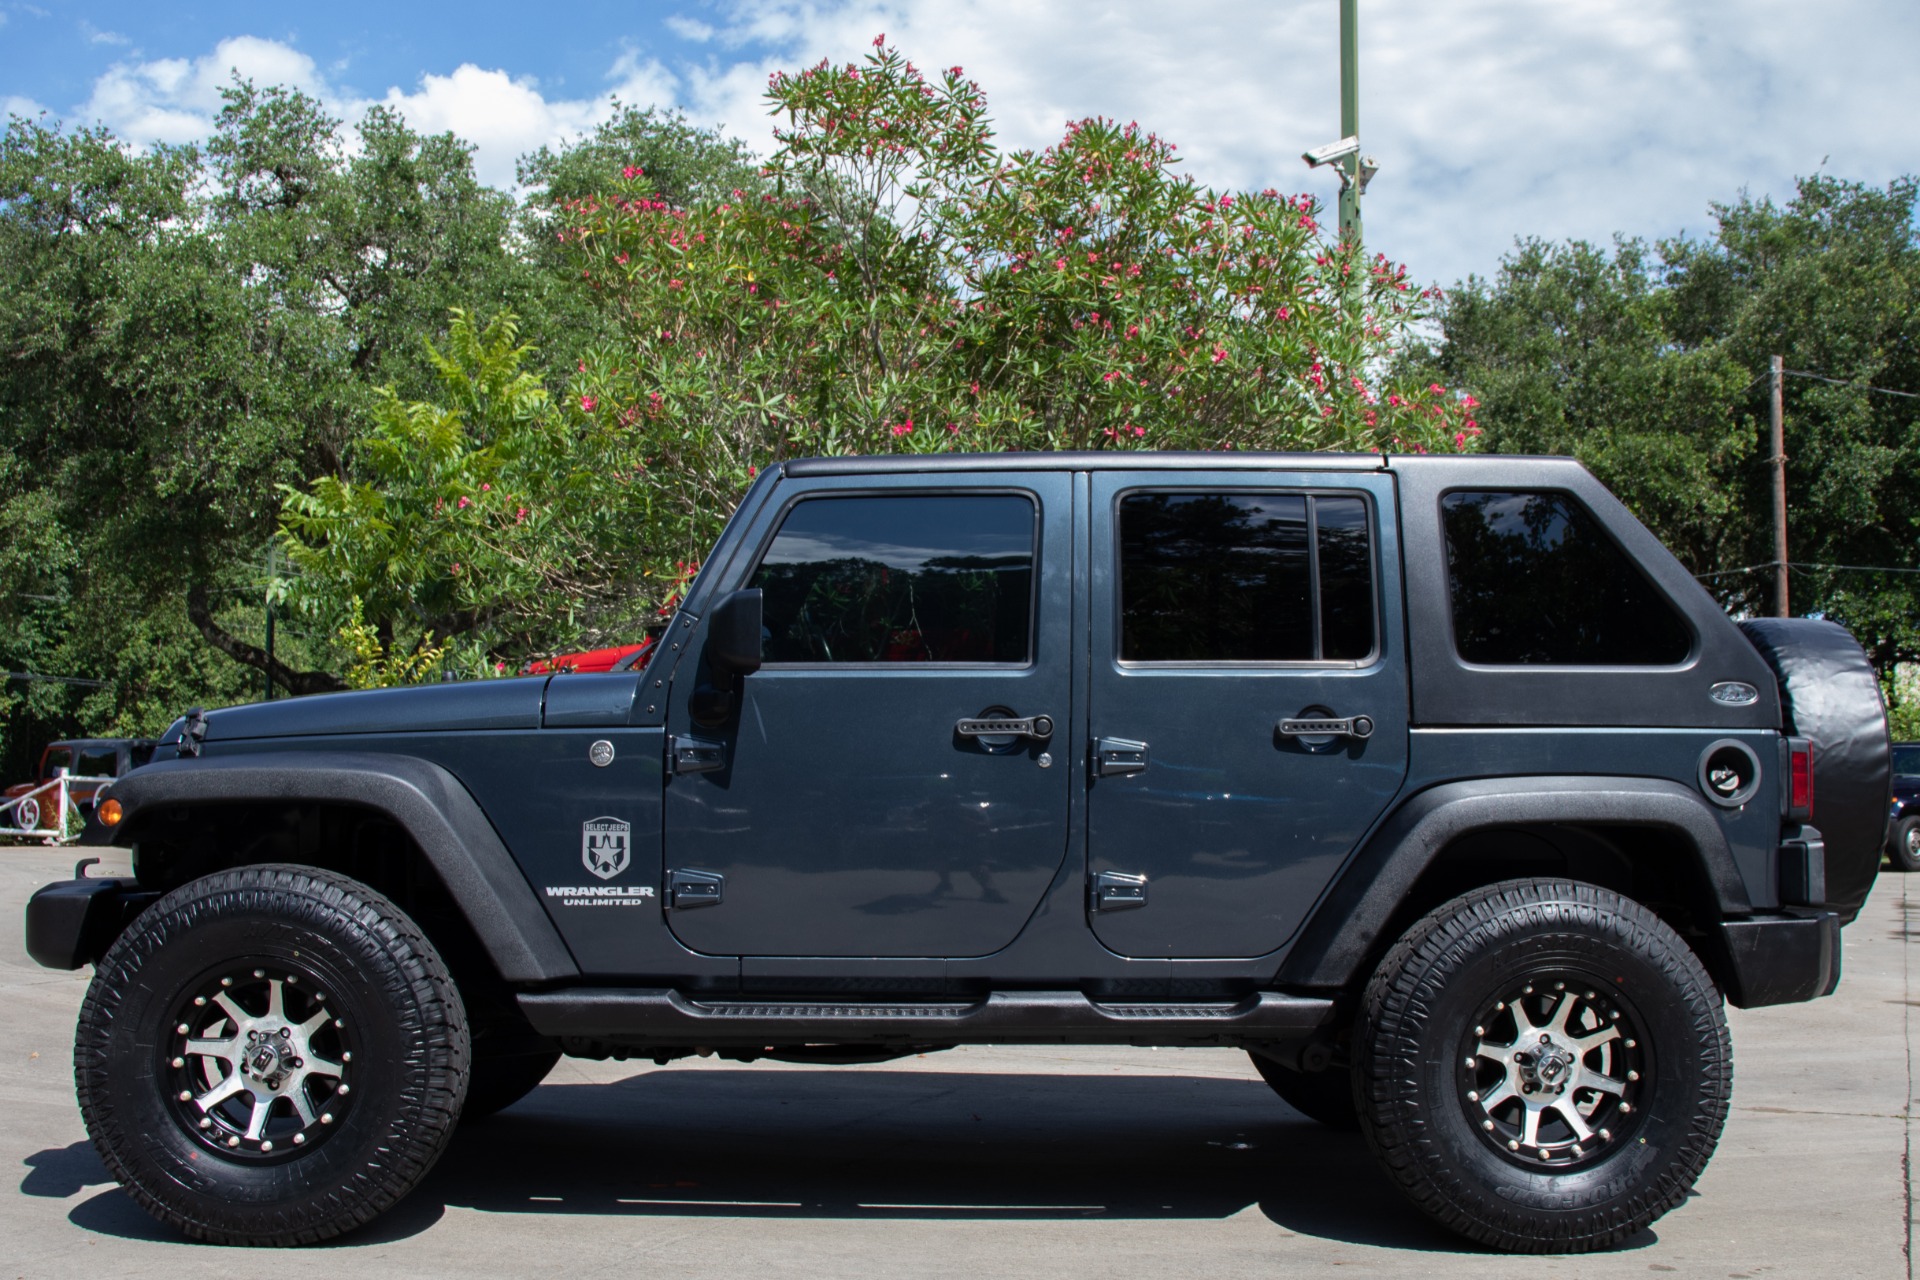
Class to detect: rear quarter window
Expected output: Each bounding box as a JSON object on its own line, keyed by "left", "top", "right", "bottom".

{"left": 1441, "top": 490, "right": 1692, "bottom": 666}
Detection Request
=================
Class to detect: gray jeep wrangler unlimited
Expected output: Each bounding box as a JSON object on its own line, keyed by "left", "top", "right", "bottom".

{"left": 25, "top": 451, "right": 1890, "bottom": 1252}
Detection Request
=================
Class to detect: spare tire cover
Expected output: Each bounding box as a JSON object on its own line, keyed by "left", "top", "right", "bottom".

{"left": 1738, "top": 618, "right": 1890, "bottom": 923}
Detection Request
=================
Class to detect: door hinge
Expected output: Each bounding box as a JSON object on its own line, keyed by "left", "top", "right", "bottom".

{"left": 668, "top": 868, "right": 725, "bottom": 909}
{"left": 670, "top": 735, "right": 725, "bottom": 775}
{"left": 1091, "top": 870, "right": 1148, "bottom": 911}
{"left": 1093, "top": 737, "right": 1149, "bottom": 777}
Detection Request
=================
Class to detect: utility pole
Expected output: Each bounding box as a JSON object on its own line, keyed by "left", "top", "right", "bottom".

{"left": 1771, "top": 354, "right": 1789, "bottom": 618}
{"left": 1339, "top": 0, "right": 1360, "bottom": 247}
{"left": 264, "top": 544, "right": 277, "bottom": 701}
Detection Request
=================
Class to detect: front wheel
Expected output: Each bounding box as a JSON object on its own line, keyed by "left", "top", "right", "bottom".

{"left": 1888, "top": 816, "right": 1920, "bottom": 872}
{"left": 1355, "top": 879, "right": 1730, "bottom": 1253}
{"left": 76, "top": 864, "right": 470, "bottom": 1245}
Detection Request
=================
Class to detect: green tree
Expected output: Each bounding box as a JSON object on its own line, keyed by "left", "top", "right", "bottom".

{"left": 0, "top": 84, "right": 543, "bottom": 771}
{"left": 1413, "top": 176, "right": 1920, "bottom": 672}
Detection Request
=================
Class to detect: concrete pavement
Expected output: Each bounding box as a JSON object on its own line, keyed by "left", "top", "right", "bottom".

{"left": 2, "top": 844, "right": 1911, "bottom": 1278}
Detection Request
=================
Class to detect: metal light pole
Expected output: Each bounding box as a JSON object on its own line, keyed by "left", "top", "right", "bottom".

{"left": 1339, "top": 0, "right": 1361, "bottom": 247}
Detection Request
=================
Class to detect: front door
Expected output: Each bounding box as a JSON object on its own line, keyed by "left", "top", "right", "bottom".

{"left": 663, "top": 475, "right": 1073, "bottom": 958}
{"left": 1085, "top": 471, "right": 1410, "bottom": 958}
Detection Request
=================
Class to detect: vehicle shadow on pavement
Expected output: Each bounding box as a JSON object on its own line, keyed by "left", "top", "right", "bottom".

{"left": 39, "top": 1069, "right": 1658, "bottom": 1254}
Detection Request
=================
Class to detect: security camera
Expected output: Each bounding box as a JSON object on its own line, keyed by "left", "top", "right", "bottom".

{"left": 1301, "top": 136, "right": 1361, "bottom": 168}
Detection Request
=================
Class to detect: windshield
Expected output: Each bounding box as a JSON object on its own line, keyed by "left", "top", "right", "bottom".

{"left": 1895, "top": 746, "right": 1920, "bottom": 777}
{"left": 40, "top": 747, "right": 71, "bottom": 779}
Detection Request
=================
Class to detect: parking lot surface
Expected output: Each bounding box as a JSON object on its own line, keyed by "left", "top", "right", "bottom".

{"left": 3, "top": 845, "right": 1911, "bottom": 1278}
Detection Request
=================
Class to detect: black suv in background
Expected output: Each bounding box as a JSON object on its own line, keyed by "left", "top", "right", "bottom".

{"left": 25, "top": 452, "right": 1890, "bottom": 1254}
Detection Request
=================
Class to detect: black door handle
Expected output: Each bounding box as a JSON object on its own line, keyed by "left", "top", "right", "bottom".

{"left": 1277, "top": 715, "right": 1374, "bottom": 741}
{"left": 956, "top": 714, "right": 1054, "bottom": 741}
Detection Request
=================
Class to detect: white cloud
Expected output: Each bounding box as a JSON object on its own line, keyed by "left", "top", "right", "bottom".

{"left": 665, "top": 14, "right": 717, "bottom": 42}
{"left": 5, "top": 94, "right": 51, "bottom": 120}
{"left": 81, "top": 22, "right": 130, "bottom": 46}
{"left": 79, "top": 35, "right": 332, "bottom": 145}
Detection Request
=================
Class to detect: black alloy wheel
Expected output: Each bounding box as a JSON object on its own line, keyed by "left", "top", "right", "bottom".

{"left": 76, "top": 864, "right": 470, "bottom": 1245}
{"left": 1354, "top": 878, "right": 1730, "bottom": 1253}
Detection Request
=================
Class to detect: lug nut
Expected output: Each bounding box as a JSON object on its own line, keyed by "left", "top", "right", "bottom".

{"left": 172, "top": 1057, "right": 184, "bottom": 1068}
{"left": 1627, "top": 1070, "right": 1640, "bottom": 1082}
{"left": 293, "top": 1133, "right": 305, "bottom": 1146}
{"left": 286, "top": 975, "right": 297, "bottom": 984}
{"left": 1508, "top": 1140, "right": 1520, "bottom": 1151}
{"left": 1618, "top": 1103, "right": 1632, "bottom": 1114}
{"left": 321, "top": 1113, "right": 334, "bottom": 1124}
{"left": 337, "top": 1084, "right": 350, "bottom": 1095}
{"left": 221, "top": 977, "right": 233, "bottom": 987}
{"left": 1467, "top": 1090, "right": 1480, "bottom": 1102}
{"left": 178, "top": 1090, "right": 192, "bottom": 1102}
{"left": 260, "top": 1141, "right": 273, "bottom": 1152}
{"left": 176, "top": 1023, "right": 190, "bottom": 1035}
{"left": 198, "top": 1118, "right": 211, "bottom": 1130}
{"left": 253, "top": 969, "right": 265, "bottom": 978}
{"left": 1482, "top": 1119, "right": 1495, "bottom": 1131}
{"left": 342, "top": 1052, "right": 352, "bottom": 1062}
{"left": 194, "top": 996, "right": 207, "bottom": 1007}
{"left": 227, "top": 1136, "right": 240, "bottom": 1148}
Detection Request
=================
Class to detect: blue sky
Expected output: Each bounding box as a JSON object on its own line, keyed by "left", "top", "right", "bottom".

{"left": 4, "top": 0, "right": 1917, "bottom": 288}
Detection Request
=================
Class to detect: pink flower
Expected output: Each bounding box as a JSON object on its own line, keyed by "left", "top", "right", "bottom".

{"left": 1211, "top": 347, "right": 1227, "bottom": 364}
{"left": 1125, "top": 324, "right": 1140, "bottom": 339}
{"left": 1054, "top": 257, "right": 1067, "bottom": 271}
{"left": 622, "top": 165, "right": 643, "bottom": 180}
{"left": 1455, "top": 432, "right": 1468, "bottom": 448}
{"left": 581, "top": 394, "right": 598, "bottom": 412}
{"left": 495, "top": 661, "right": 507, "bottom": 673}
{"left": 451, "top": 563, "right": 462, "bottom": 574}
{"left": 748, "top": 465, "right": 757, "bottom": 478}
{"left": 480, "top": 483, "right": 491, "bottom": 492}
{"left": 516, "top": 507, "right": 529, "bottom": 521}
{"left": 872, "top": 32, "right": 886, "bottom": 46}
{"left": 1103, "top": 370, "right": 1123, "bottom": 383}
{"left": 457, "top": 496, "right": 471, "bottom": 510}
{"left": 891, "top": 421, "right": 913, "bottom": 437}
{"left": 1430, "top": 383, "right": 1446, "bottom": 394}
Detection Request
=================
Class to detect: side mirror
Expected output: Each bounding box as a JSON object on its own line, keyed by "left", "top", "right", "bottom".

{"left": 707, "top": 589, "right": 763, "bottom": 687}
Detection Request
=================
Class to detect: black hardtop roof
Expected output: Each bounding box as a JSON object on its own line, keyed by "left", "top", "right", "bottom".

{"left": 781, "top": 451, "right": 1587, "bottom": 477}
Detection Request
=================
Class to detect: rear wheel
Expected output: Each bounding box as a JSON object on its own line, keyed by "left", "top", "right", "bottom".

{"left": 1888, "top": 816, "right": 1920, "bottom": 873}
{"left": 76, "top": 864, "right": 469, "bottom": 1245}
{"left": 1355, "top": 878, "right": 1730, "bottom": 1253}
{"left": 1248, "top": 1052, "right": 1357, "bottom": 1130}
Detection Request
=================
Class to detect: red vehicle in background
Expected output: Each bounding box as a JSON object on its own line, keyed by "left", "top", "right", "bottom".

{"left": 518, "top": 637, "right": 655, "bottom": 676}
{"left": 3, "top": 738, "right": 157, "bottom": 835}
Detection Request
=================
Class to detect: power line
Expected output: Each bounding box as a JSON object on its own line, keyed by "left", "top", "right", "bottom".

{"left": 1695, "top": 560, "right": 1920, "bottom": 581}
{"left": 6, "top": 671, "right": 105, "bottom": 688}
{"left": 1782, "top": 369, "right": 1920, "bottom": 400}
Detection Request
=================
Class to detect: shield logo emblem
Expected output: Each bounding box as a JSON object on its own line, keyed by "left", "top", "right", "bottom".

{"left": 582, "top": 816, "right": 632, "bottom": 880}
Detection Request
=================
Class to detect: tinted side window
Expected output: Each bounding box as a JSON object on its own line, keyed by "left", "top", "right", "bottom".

{"left": 1119, "top": 492, "right": 1376, "bottom": 663}
{"left": 1442, "top": 491, "right": 1692, "bottom": 665}
{"left": 749, "top": 494, "right": 1035, "bottom": 664}
{"left": 75, "top": 748, "right": 117, "bottom": 778}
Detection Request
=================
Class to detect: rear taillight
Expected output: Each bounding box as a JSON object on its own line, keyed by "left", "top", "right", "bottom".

{"left": 1786, "top": 737, "right": 1814, "bottom": 821}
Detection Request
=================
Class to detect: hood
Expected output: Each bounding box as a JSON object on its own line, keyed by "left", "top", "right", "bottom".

{"left": 176, "top": 677, "right": 550, "bottom": 744}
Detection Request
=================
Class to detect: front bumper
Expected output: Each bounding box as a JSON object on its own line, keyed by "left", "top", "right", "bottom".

{"left": 23, "top": 874, "right": 157, "bottom": 970}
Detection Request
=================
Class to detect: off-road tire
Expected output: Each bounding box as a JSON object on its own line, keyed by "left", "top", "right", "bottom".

{"left": 462, "top": 1048, "right": 561, "bottom": 1120}
{"left": 1355, "top": 878, "right": 1730, "bottom": 1253}
{"left": 75, "top": 864, "right": 470, "bottom": 1246}
{"left": 1888, "top": 816, "right": 1920, "bottom": 873}
{"left": 1248, "top": 1052, "right": 1358, "bottom": 1130}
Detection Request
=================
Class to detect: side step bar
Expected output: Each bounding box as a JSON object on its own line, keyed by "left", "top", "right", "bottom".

{"left": 517, "top": 988, "right": 1335, "bottom": 1048}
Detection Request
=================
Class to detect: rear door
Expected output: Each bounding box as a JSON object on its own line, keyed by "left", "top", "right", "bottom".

{"left": 662, "top": 474, "right": 1073, "bottom": 958}
{"left": 1085, "top": 470, "right": 1409, "bottom": 958}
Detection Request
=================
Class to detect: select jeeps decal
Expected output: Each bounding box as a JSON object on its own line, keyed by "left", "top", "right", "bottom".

{"left": 545, "top": 817, "right": 655, "bottom": 908}
{"left": 1709, "top": 681, "right": 1760, "bottom": 706}
{"left": 581, "top": 816, "right": 632, "bottom": 879}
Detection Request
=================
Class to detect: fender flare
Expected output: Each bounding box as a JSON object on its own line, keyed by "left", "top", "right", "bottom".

{"left": 108, "top": 752, "right": 579, "bottom": 983}
{"left": 1278, "top": 775, "right": 1752, "bottom": 990}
